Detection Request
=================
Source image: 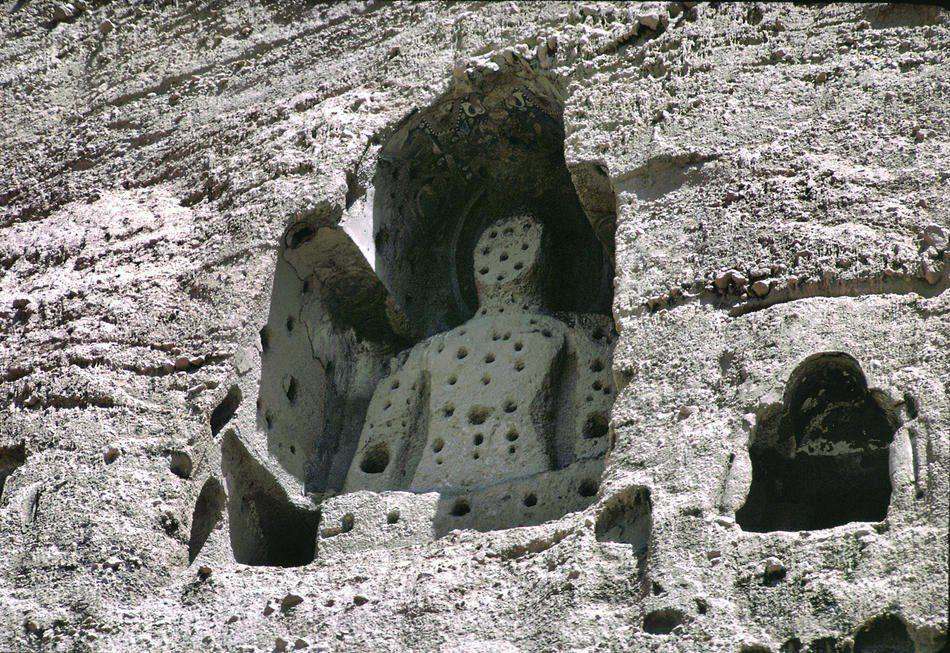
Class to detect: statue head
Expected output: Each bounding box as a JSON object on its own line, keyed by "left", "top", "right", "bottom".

{"left": 472, "top": 213, "right": 545, "bottom": 309}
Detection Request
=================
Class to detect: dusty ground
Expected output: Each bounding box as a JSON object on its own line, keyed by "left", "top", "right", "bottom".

{"left": 0, "top": 2, "right": 947, "bottom": 652}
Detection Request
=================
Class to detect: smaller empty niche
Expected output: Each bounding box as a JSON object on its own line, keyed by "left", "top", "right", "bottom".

{"left": 737, "top": 353, "right": 898, "bottom": 532}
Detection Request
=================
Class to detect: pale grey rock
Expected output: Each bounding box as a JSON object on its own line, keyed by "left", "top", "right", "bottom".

{"left": 0, "top": 2, "right": 947, "bottom": 652}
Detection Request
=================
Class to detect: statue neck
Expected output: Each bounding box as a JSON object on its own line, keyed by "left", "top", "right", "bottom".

{"left": 476, "top": 292, "right": 546, "bottom": 314}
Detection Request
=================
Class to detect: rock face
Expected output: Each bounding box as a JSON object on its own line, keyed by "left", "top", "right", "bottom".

{"left": 0, "top": 2, "right": 947, "bottom": 652}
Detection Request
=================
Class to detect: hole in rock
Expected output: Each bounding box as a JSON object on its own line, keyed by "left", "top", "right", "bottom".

{"left": 359, "top": 444, "right": 390, "bottom": 474}
{"left": 386, "top": 509, "right": 400, "bottom": 524}
{"left": 169, "top": 451, "right": 193, "bottom": 479}
{"left": 736, "top": 353, "right": 898, "bottom": 532}
{"left": 583, "top": 414, "right": 609, "bottom": 439}
{"left": 285, "top": 377, "right": 297, "bottom": 404}
{"left": 451, "top": 498, "right": 470, "bottom": 517}
{"left": 468, "top": 406, "right": 491, "bottom": 425}
{"left": 643, "top": 608, "right": 686, "bottom": 635}
{"left": 210, "top": 385, "right": 242, "bottom": 437}
{"left": 853, "top": 614, "right": 914, "bottom": 653}
{"left": 0, "top": 442, "right": 27, "bottom": 502}
{"left": 523, "top": 493, "right": 537, "bottom": 507}
{"left": 578, "top": 479, "right": 599, "bottom": 497}
{"left": 188, "top": 477, "right": 226, "bottom": 564}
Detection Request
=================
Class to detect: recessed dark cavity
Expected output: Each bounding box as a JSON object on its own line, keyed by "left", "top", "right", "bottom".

{"left": 643, "top": 608, "right": 686, "bottom": 635}
{"left": 210, "top": 385, "right": 242, "bottom": 437}
{"left": 853, "top": 614, "right": 914, "bottom": 653}
{"left": 169, "top": 451, "right": 193, "bottom": 479}
{"left": 736, "top": 353, "right": 898, "bottom": 532}
{"left": 188, "top": 477, "right": 226, "bottom": 564}
{"left": 583, "top": 414, "right": 609, "bottom": 440}
{"left": 0, "top": 442, "right": 27, "bottom": 503}
{"left": 223, "top": 433, "right": 318, "bottom": 567}
{"left": 359, "top": 444, "right": 390, "bottom": 474}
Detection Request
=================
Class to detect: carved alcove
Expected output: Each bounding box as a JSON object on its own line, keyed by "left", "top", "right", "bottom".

{"left": 736, "top": 353, "right": 899, "bottom": 532}
{"left": 210, "top": 68, "right": 622, "bottom": 567}
{"left": 335, "top": 70, "right": 621, "bottom": 536}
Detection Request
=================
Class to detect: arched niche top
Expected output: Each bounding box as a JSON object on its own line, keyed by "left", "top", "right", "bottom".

{"left": 372, "top": 74, "right": 616, "bottom": 339}
{"left": 778, "top": 351, "right": 899, "bottom": 451}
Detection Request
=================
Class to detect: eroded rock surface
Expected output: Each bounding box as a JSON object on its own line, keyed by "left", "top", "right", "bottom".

{"left": 0, "top": 2, "right": 947, "bottom": 652}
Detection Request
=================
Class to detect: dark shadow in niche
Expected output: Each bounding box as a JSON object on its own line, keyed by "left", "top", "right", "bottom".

{"left": 737, "top": 352, "right": 898, "bottom": 532}
{"left": 853, "top": 614, "right": 914, "bottom": 653}
{"left": 222, "top": 432, "right": 319, "bottom": 567}
{"left": 372, "top": 74, "right": 615, "bottom": 340}
{"left": 210, "top": 385, "right": 242, "bottom": 437}
{"left": 0, "top": 442, "right": 26, "bottom": 503}
{"left": 188, "top": 477, "right": 226, "bottom": 563}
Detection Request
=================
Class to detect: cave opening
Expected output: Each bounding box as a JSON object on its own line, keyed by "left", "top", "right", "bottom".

{"left": 737, "top": 353, "right": 898, "bottom": 532}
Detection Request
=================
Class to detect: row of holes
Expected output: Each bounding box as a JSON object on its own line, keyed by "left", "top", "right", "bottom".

{"left": 449, "top": 479, "right": 599, "bottom": 517}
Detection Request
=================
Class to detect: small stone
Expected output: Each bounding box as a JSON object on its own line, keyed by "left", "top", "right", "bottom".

{"left": 677, "top": 405, "right": 697, "bottom": 421}
{"left": 294, "top": 639, "right": 309, "bottom": 650}
{"left": 104, "top": 556, "right": 122, "bottom": 570}
{"left": 750, "top": 280, "right": 771, "bottom": 297}
{"left": 174, "top": 356, "right": 190, "bottom": 371}
{"left": 763, "top": 557, "right": 785, "bottom": 574}
{"left": 281, "top": 593, "right": 303, "bottom": 611}
{"left": 263, "top": 600, "right": 277, "bottom": 616}
{"left": 197, "top": 565, "right": 212, "bottom": 580}
{"left": 275, "top": 637, "right": 288, "bottom": 652}
{"left": 638, "top": 10, "right": 666, "bottom": 31}
{"left": 99, "top": 19, "right": 114, "bottom": 35}
{"left": 103, "top": 445, "right": 120, "bottom": 464}
{"left": 352, "top": 595, "right": 369, "bottom": 606}
{"left": 714, "top": 271, "right": 731, "bottom": 290}
{"left": 922, "top": 225, "right": 947, "bottom": 249}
